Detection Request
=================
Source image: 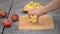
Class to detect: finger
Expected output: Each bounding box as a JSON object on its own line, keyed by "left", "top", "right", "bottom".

{"left": 27, "top": 12, "right": 32, "bottom": 18}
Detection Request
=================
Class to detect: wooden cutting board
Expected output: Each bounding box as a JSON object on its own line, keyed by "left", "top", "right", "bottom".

{"left": 18, "top": 15, "right": 54, "bottom": 30}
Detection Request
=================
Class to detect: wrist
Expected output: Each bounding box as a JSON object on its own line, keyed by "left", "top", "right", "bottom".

{"left": 39, "top": 10, "right": 48, "bottom": 15}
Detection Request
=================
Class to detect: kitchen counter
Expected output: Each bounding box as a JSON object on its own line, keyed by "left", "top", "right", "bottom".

{"left": 0, "top": 0, "right": 60, "bottom": 34}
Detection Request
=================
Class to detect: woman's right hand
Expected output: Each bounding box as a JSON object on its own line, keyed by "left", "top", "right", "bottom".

{"left": 28, "top": 8, "right": 46, "bottom": 18}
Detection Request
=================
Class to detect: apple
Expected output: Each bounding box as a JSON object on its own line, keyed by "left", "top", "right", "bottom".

{"left": 0, "top": 10, "right": 7, "bottom": 18}
{"left": 11, "top": 13, "right": 18, "bottom": 21}
{"left": 3, "top": 19, "right": 11, "bottom": 27}
{"left": 0, "top": 11, "right": 1, "bottom": 16}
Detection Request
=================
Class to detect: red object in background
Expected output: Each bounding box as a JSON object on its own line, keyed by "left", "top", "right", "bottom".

{"left": 3, "top": 19, "right": 11, "bottom": 27}
{"left": 0, "top": 10, "right": 7, "bottom": 17}
{"left": 0, "top": 11, "right": 1, "bottom": 16}
{"left": 11, "top": 13, "right": 18, "bottom": 21}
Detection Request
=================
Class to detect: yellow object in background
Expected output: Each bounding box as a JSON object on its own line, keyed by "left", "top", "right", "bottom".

{"left": 24, "top": 1, "right": 43, "bottom": 11}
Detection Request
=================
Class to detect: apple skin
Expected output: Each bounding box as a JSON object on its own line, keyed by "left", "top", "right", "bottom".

{"left": 3, "top": 19, "right": 11, "bottom": 27}
{"left": 0, "top": 11, "right": 1, "bottom": 16}
{"left": 0, "top": 10, "right": 7, "bottom": 18}
{"left": 11, "top": 13, "right": 18, "bottom": 21}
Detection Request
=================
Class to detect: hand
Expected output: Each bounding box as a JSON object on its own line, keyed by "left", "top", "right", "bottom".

{"left": 28, "top": 8, "right": 46, "bottom": 18}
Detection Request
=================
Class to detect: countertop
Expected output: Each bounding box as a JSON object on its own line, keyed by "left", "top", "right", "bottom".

{"left": 0, "top": 0, "right": 60, "bottom": 34}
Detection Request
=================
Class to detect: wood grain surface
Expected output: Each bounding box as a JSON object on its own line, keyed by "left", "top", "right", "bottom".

{"left": 18, "top": 15, "right": 54, "bottom": 30}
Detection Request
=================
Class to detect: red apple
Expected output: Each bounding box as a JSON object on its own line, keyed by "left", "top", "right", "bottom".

{"left": 3, "top": 19, "right": 11, "bottom": 27}
{"left": 0, "top": 10, "right": 7, "bottom": 17}
{"left": 0, "top": 11, "right": 1, "bottom": 16}
{"left": 11, "top": 13, "right": 18, "bottom": 21}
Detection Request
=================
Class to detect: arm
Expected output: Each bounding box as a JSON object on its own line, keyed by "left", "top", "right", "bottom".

{"left": 28, "top": 0, "right": 60, "bottom": 17}
{"left": 40, "top": 0, "right": 60, "bottom": 13}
